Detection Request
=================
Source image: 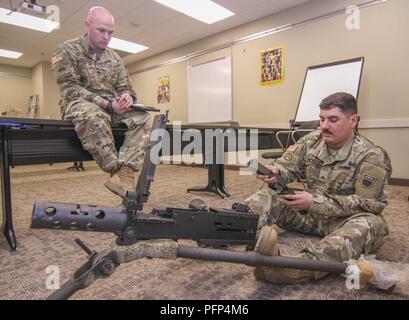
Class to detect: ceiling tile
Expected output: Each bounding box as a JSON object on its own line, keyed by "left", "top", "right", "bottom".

{"left": 0, "top": 0, "right": 312, "bottom": 68}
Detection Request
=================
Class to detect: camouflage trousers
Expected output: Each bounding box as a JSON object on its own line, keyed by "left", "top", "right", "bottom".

{"left": 63, "top": 101, "right": 152, "bottom": 173}
{"left": 244, "top": 188, "right": 389, "bottom": 263}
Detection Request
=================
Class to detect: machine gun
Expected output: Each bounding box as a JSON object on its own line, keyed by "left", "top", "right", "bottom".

{"left": 30, "top": 112, "right": 400, "bottom": 299}
{"left": 247, "top": 159, "right": 295, "bottom": 195}
{"left": 31, "top": 112, "right": 259, "bottom": 247}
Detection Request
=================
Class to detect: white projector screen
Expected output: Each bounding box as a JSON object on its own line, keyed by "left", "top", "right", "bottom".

{"left": 188, "top": 56, "right": 232, "bottom": 123}
{"left": 294, "top": 57, "right": 364, "bottom": 124}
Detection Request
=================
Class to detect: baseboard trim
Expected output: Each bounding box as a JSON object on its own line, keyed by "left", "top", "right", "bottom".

{"left": 390, "top": 178, "right": 409, "bottom": 187}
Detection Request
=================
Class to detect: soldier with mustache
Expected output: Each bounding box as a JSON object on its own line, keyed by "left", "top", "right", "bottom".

{"left": 245, "top": 92, "right": 392, "bottom": 284}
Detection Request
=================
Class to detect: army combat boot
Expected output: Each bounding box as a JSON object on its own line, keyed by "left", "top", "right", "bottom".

{"left": 104, "top": 166, "right": 136, "bottom": 198}
{"left": 253, "top": 226, "right": 324, "bottom": 284}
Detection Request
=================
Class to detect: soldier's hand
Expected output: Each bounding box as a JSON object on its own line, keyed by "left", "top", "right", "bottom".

{"left": 257, "top": 165, "right": 279, "bottom": 184}
{"left": 281, "top": 192, "right": 313, "bottom": 212}
{"left": 112, "top": 99, "right": 128, "bottom": 115}
{"left": 112, "top": 96, "right": 133, "bottom": 115}
{"left": 118, "top": 93, "right": 133, "bottom": 110}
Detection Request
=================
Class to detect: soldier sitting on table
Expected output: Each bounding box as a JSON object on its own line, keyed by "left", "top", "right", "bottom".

{"left": 51, "top": 6, "right": 152, "bottom": 198}
{"left": 244, "top": 92, "right": 392, "bottom": 284}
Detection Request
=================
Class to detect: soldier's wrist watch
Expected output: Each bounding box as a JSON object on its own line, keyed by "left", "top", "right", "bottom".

{"left": 107, "top": 99, "right": 113, "bottom": 113}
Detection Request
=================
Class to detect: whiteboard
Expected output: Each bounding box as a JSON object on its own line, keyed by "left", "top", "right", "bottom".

{"left": 294, "top": 57, "right": 364, "bottom": 124}
{"left": 188, "top": 56, "right": 232, "bottom": 123}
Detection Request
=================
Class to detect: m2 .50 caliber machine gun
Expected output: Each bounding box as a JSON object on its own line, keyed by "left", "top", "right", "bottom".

{"left": 31, "top": 110, "right": 386, "bottom": 300}
{"left": 31, "top": 111, "right": 259, "bottom": 247}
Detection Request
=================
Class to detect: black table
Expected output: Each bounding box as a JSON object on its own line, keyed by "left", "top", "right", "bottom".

{"left": 1, "top": 117, "right": 280, "bottom": 250}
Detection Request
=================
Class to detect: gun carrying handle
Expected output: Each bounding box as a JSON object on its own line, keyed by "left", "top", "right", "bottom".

{"left": 47, "top": 280, "right": 82, "bottom": 300}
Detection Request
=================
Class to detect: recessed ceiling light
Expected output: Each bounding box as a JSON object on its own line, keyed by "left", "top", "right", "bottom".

{"left": 0, "top": 48, "right": 23, "bottom": 59}
{"left": 0, "top": 8, "right": 59, "bottom": 33}
{"left": 154, "top": 0, "right": 235, "bottom": 24}
{"left": 109, "top": 37, "right": 149, "bottom": 54}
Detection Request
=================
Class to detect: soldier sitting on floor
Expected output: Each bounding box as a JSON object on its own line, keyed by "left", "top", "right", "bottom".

{"left": 244, "top": 92, "right": 392, "bottom": 284}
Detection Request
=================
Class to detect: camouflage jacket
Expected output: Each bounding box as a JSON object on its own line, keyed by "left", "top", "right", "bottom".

{"left": 274, "top": 131, "right": 392, "bottom": 218}
{"left": 51, "top": 35, "right": 136, "bottom": 115}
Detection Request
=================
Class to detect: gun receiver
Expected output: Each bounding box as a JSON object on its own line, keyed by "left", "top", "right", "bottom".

{"left": 248, "top": 159, "right": 295, "bottom": 195}
{"left": 31, "top": 112, "right": 258, "bottom": 247}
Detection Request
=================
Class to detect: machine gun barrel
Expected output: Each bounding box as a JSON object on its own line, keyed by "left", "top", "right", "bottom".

{"left": 177, "top": 245, "right": 347, "bottom": 274}
{"left": 47, "top": 242, "right": 348, "bottom": 300}
{"left": 31, "top": 202, "right": 259, "bottom": 246}
{"left": 48, "top": 281, "right": 82, "bottom": 300}
{"left": 31, "top": 202, "right": 127, "bottom": 233}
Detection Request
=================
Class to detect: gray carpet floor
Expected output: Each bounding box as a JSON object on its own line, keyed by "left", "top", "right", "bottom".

{"left": 1, "top": 162, "right": 408, "bottom": 300}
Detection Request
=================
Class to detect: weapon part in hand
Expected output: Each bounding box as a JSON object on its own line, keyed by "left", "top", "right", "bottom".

{"left": 248, "top": 159, "right": 295, "bottom": 195}
{"left": 131, "top": 104, "right": 160, "bottom": 113}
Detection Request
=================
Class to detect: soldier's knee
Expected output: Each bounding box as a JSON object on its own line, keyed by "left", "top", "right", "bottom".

{"left": 345, "top": 214, "right": 389, "bottom": 253}
{"left": 364, "top": 215, "right": 389, "bottom": 252}
{"left": 244, "top": 189, "right": 272, "bottom": 212}
{"left": 122, "top": 111, "right": 152, "bottom": 130}
{"left": 243, "top": 189, "right": 281, "bottom": 228}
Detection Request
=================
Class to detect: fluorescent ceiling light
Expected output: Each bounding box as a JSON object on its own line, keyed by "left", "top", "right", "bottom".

{"left": 0, "top": 48, "right": 23, "bottom": 59}
{"left": 154, "top": 0, "right": 234, "bottom": 24}
{"left": 109, "top": 37, "right": 149, "bottom": 54}
{"left": 0, "top": 8, "right": 59, "bottom": 33}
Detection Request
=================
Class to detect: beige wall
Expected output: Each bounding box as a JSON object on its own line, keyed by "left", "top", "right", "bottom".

{"left": 129, "top": 0, "right": 409, "bottom": 179}
{"left": 31, "top": 63, "right": 44, "bottom": 116}
{"left": 131, "top": 62, "right": 188, "bottom": 123}
{"left": 0, "top": 64, "right": 33, "bottom": 115}
{"left": 41, "top": 62, "right": 61, "bottom": 119}
{"left": 32, "top": 62, "right": 61, "bottom": 119}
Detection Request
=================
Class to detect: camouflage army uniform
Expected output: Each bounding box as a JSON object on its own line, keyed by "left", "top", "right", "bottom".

{"left": 52, "top": 36, "right": 151, "bottom": 173}
{"left": 245, "top": 131, "right": 392, "bottom": 263}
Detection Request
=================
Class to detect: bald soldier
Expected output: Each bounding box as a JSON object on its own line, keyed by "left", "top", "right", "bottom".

{"left": 245, "top": 92, "right": 392, "bottom": 284}
{"left": 52, "top": 7, "right": 151, "bottom": 198}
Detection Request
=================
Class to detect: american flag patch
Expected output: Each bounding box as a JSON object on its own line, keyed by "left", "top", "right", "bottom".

{"left": 51, "top": 52, "right": 63, "bottom": 65}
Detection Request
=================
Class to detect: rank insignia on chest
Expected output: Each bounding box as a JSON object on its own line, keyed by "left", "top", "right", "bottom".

{"left": 284, "top": 153, "right": 293, "bottom": 161}
{"left": 362, "top": 174, "right": 376, "bottom": 188}
{"left": 287, "top": 145, "right": 298, "bottom": 153}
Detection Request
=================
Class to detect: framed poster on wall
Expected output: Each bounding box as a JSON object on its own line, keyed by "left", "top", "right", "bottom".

{"left": 157, "top": 75, "right": 170, "bottom": 104}
{"left": 260, "top": 46, "right": 284, "bottom": 86}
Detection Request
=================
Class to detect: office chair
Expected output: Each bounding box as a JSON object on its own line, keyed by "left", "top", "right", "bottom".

{"left": 261, "top": 120, "right": 320, "bottom": 160}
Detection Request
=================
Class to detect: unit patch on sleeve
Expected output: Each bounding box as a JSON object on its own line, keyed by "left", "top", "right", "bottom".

{"left": 355, "top": 162, "right": 386, "bottom": 199}
{"left": 362, "top": 174, "right": 376, "bottom": 188}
